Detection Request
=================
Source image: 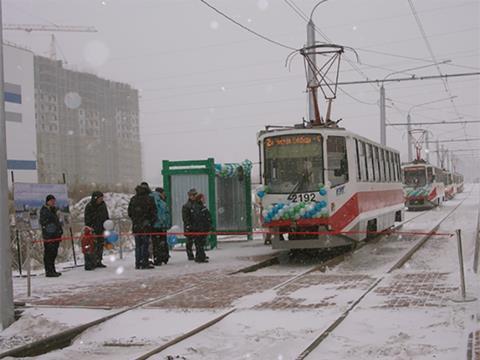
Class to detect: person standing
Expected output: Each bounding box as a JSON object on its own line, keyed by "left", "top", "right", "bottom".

{"left": 84, "top": 191, "right": 109, "bottom": 269}
{"left": 128, "top": 183, "right": 157, "bottom": 269}
{"left": 150, "top": 187, "right": 171, "bottom": 265}
{"left": 182, "top": 188, "right": 197, "bottom": 260}
{"left": 39, "top": 195, "right": 63, "bottom": 277}
{"left": 190, "top": 193, "right": 212, "bottom": 263}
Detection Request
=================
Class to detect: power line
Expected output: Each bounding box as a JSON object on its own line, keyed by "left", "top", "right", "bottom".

{"left": 198, "top": 0, "right": 297, "bottom": 51}
{"left": 426, "top": 138, "right": 480, "bottom": 144}
{"left": 388, "top": 120, "right": 480, "bottom": 126}
{"left": 407, "top": 0, "right": 462, "bottom": 120}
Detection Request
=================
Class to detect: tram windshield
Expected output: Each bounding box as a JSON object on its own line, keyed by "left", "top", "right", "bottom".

{"left": 263, "top": 134, "right": 324, "bottom": 194}
{"left": 403, "top": 167, "right": 426, "bottom": 187}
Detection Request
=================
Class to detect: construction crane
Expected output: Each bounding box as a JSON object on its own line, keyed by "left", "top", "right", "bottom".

{"left": 3, "top": 24, "right": 97, "bottom": 60}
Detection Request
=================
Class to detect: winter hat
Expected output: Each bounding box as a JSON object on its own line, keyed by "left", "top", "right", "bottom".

{"left": 91, "top": 191, "right": 104, "bottom": 201}
{"left": 45, "top": 194, "right": 56, "bottom": 203}
{"left": 188, "top": 188, "right": 198, "bottom": 195}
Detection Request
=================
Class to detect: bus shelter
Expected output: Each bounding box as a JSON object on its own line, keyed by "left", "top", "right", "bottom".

{"left": 162, "top": 158, "right": 253, "bottom": 249}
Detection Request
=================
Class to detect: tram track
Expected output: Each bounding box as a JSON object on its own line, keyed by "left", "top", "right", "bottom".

{"left": 0, "top": 204, "right": 444, "bottom": 359}
{"left": 129, "top": 196, "right": 467, "bottom": 360}
{"left": 295, "top": 190, "right": 472, "bottom": 360}
{"left": 126, "top": 207, "right": 442, "bottom": 359}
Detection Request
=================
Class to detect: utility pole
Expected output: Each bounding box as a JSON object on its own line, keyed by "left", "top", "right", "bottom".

{"left": 306, "top": 19, "right": 318, "bottom": 124}
{"left": 436, "top": 139, "right": 440, "bottom": 167}
{"left": 425, "top": 132, "right": 430, "bottom": 163}
{"left": 0, "top": 0, "right": 15, "bottom": 329}
{"left": 380, "top": 85, "right": 386, "bottom": 145}
{"left": 407, "top": 113, "right": 413, "bottom": 162}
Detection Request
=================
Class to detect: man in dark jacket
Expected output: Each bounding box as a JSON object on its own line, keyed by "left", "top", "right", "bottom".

{"left": 39, "top": 194, "right": 63, "bottom": 277}
{"left": 128, "top": 184, "right": 157, "bottom": 269}
{"left": 84, "top": 191, "right": 109, "bottom": 269}
{"left": 190, "top": 193, "right": 212, "bottom": 263}
{"left": 182, "top": 188, "right": 197, "bottom": 260}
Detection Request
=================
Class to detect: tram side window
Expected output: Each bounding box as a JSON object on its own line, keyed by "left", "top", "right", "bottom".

{"left": 373, "top": 147, "right": 380, "bottom": 182}
{"left": 327, "top": 136, "right": 349, "bottom": 187}
{"left": 396, "top": 154, "right": 402, "bottom": 181}
{"left": 355, "top": 139, "right": 361, "bottom": 181}
{"left": 366, "top": 144, "right": 374, "bottom": 181}
{"left": 391, "top": 152, "right": 396, "bottom": 181}
{"left": 393, "top": 153, "right": 399, "bottom": 181}
{"left": 358, "top": 141, "right": 367, "bottom": 181}
{"left": 386, "top": 151, "right": 392, "bottom": 182}
{"left": 379, "top": 149, "right": 386, "bottom": 182}
{"left": 427, "top": 167, "right": 434, "bottom": 183}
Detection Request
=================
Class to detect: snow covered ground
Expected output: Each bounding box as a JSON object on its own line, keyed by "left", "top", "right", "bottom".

{"left": 2, "top": 186, "right": 479, "bottom": 360}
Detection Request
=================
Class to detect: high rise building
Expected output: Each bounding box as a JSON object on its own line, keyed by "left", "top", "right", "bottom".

{"left": 34, "top": 55, "right": 142, "bottom": 187}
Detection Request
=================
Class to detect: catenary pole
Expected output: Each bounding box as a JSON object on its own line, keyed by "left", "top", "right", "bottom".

{"left": 0, "top": 0, "right": 15, "bottom": 330}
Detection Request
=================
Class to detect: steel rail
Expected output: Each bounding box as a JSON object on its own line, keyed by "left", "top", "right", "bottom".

{"left": 295, "top": 189, "right": 472, "bottom": 360}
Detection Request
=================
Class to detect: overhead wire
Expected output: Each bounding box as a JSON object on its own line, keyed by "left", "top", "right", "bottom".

{"left": 198, "top": 0, "right": 297, "bottom": 51}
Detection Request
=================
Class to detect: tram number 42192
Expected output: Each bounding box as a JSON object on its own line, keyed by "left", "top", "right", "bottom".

{"left": 287, "top": 193, "right": 316, "bottom": 202}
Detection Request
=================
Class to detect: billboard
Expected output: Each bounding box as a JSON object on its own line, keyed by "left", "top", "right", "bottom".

{"left": 13, "top": 183, "right": 70, "bottom": 230}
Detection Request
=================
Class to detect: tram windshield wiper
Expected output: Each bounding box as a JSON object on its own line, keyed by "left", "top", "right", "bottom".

{"left": 288, "top": 169, "right": 310, "bottom": 198}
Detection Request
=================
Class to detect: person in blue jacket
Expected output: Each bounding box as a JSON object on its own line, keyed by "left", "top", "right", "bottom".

{"left": 150, "top": 187, "right": 171, "bottom": 265}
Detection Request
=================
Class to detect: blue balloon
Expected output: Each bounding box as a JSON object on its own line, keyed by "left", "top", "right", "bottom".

{"left": 106, "top": 231, "right": 119, "bottom": 244}
{"left": 167, "top": 234, "right": 177, "bottom": 246}
{"left": 257, "top": 191, "right": 265, "bottom": 198}
{"left": 319, "top": 188, "right": 327, "bottom": 196}
{"left": 319, "top": 200, "right": 327, "bottom": 208}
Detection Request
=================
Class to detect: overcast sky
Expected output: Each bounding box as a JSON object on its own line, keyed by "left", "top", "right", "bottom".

{"left": 4, "top": 0, "right": 479, "bottom": 184}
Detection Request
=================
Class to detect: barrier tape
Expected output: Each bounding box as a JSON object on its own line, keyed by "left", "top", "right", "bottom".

{"left": 32, "top": 228, "right": 455, "bottom": 245}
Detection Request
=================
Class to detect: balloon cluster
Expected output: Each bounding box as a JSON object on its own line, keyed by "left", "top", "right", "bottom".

{"left": 256, "top": 185, "right": 269, "bottom": 199}
{"left": 215, "top": 160, "right": 252, "bottom": 178}
{"left": 407, "top": 186, "right": 430, "bottom": 199}
{"left": 103, "top": 220, "right": 119, "bottom": 245}
{"left": 262, "top": 201, "right": 328, "bottom": 223}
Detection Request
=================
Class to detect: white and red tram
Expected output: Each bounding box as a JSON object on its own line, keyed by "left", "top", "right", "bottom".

{"left": 402, "top": 161, "right": 445, "bottom": 210}
{"left": 444, "top": 171, "right": 456, "bottom": 200}
{"left": 257, "top": 125, "right": 404, "bottom": 250}
{"left": 453, "top": 172, "right": 464, "bottom": 193}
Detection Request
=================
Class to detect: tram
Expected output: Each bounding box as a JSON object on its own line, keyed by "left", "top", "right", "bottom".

{"left": 444, "top": 171, "right": 456, "bottom": 200}
{"left": 257, "top": 125, "right": 405, "bottom": 250}
{"left": 453, "top": 172, "right": 464, "bottom": 193}
{"left": 402, "top": 161, "right": 445, "bottom": 210}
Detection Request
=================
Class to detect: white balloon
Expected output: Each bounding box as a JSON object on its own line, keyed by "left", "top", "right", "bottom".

{"left": 103, "top": 219, "right": 114, "bottom": 231}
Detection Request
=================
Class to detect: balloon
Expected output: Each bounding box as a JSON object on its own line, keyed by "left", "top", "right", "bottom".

{"left": 106, "top": 230, "right": 119, "bottom": 244}
{"left": 167, "top": 234, "right": 177, "bottom": 246}
{"left": 257, "top": 191, "right": 265, "bottom": 198}
{"left": 103, "top": 219, "right": 114, "bottom": 231}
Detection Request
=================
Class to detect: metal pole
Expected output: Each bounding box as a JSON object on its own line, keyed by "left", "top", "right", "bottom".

{"left": 0, "top": 0, "right": 15, "bottom": 329}
{"left": 425, "top": 132, "right": 430, "bottom": 163}
{"left": 407, "top": 113, "right": 413, "bottom": 162}
{"left": 306, "top": 19, "right": 318, "bottom": 124}
{"left": 69, "top": 227, "right": 77, "bottom": 266}
{"left": 26, "top": 234, "right": 31, "bottom": 298}
{"left": 16, "top": 229, "right": 22, "bottom": 276}
{"left": 380, "top": 85, "right": 386, "bottom": 146}
{"left": 455, "top": 229, "right": 466, "bottom": 299}
{"left": 436, "top": 140, "right": 440, "bottom": 167}
{"left": 118, "top": 220, "right": 123, "bottom": 260}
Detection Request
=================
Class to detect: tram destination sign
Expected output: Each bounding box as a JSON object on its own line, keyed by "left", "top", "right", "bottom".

{"left": 265, "top": 134, "right": 322, "bottom": 148}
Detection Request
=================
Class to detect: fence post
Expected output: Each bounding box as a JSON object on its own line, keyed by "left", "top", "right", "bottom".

{"left": 26, "top": 234, "right": 31, "bottom": 298}
{"left": 118, "top": 220, "right": 123, "bottom": 260}
{"left": 453, "top": 229, "right": 476, "bottom": 303}
{"left": 69, "top": 227, "right": 77, "bottom": 266}
{"left": 16, "top": 229, "right": 22, "bottom": 276}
